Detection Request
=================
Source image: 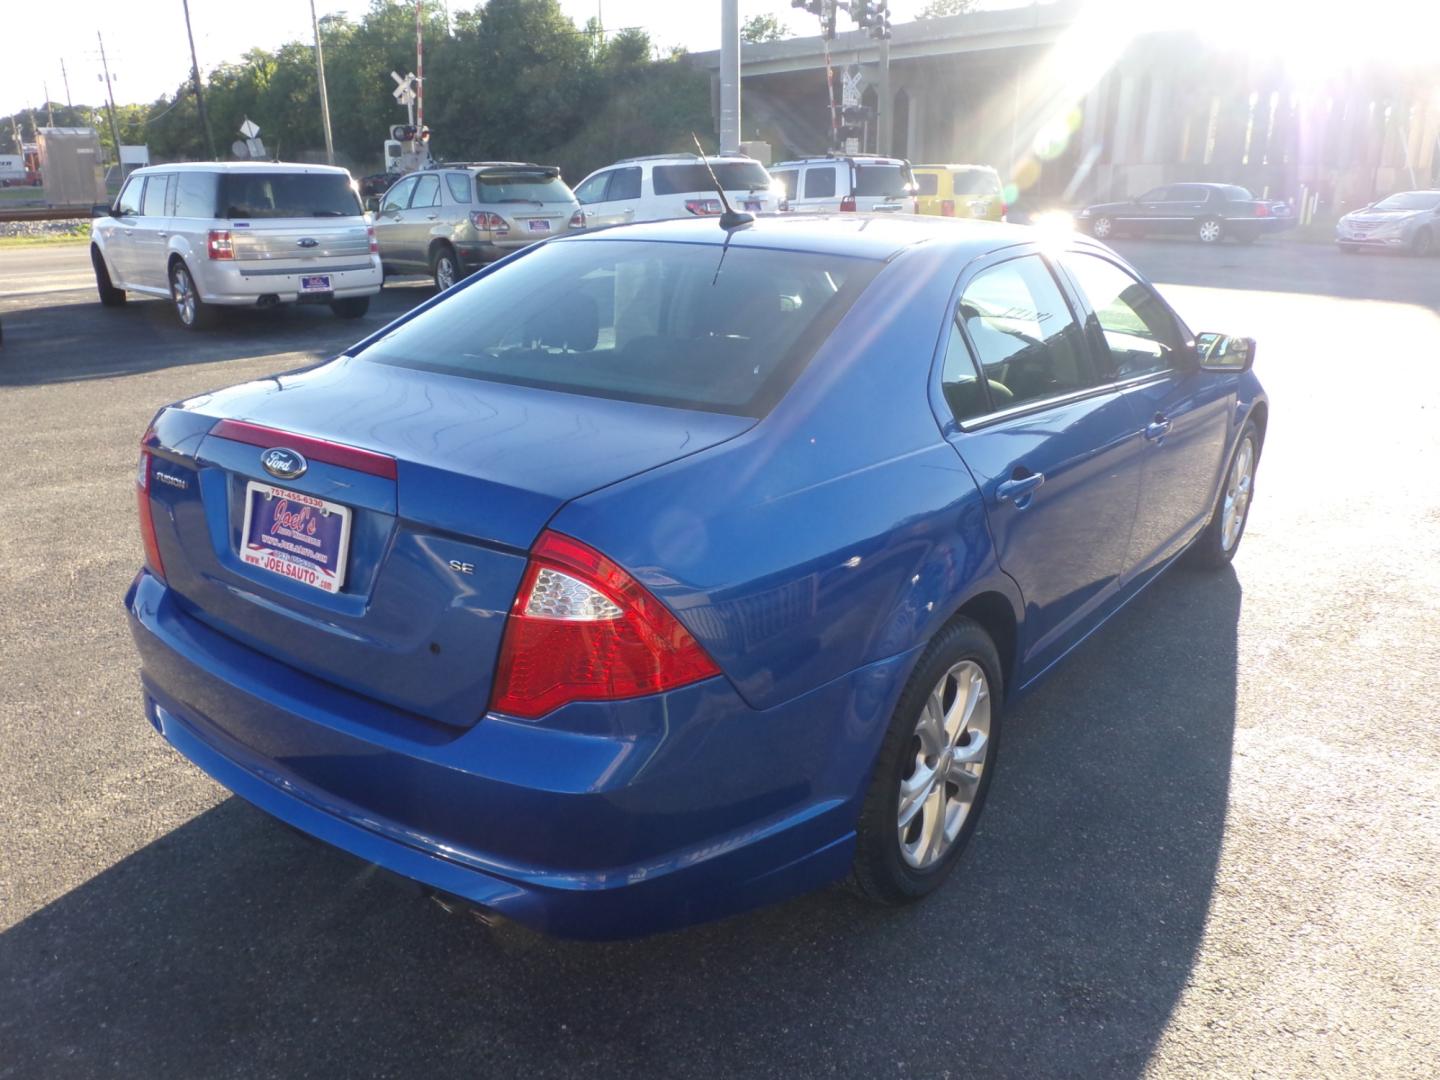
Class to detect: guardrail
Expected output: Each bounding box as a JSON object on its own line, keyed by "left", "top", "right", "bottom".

{"left": 0, "top": 206, "right": 95, "bottom": 223}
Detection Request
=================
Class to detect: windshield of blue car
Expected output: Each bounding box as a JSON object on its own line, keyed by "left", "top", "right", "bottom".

{"left": 219, "top": 173, "right": 361, "bottom": 218}
{"left": 360, "top": 239, "right": 880, "bottom": 416}
{"left": 1372, "top": 192, "right": 1440, "bottom": 211}
{"left": 475, "top": 173, "right": 573, "bottom": 203}
{"left": 855, "top": 164, "right": 914, "bottom": 197}
{"left": 652, "top": 162, "right": 772, "bottom": 194}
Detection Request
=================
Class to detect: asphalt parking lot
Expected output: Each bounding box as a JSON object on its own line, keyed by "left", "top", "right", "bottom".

{"left": 2, "top": 236, "right": 1437, "bottom": 1079}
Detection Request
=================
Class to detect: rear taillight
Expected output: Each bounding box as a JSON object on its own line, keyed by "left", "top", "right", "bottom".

{"left": 136, "top": 441, "right": 166, "bottom": 581}
{"left": 684, "top": 198, "right": 724, "bottom": 216}
{"left": 469, "top": 211, "right": 510, "bottom": 236}
{"left": 367, "top": 225, "right": 378, "bottom": 253}
{"left": 839, "top": 195, "right": 857, "bottom": 212}
{"left": 206, "top": 229, "right": 233, "bottom": 260}
{"left": 490, "top": 530, "right": 721, "bottom": 719}
{"left": 568, "top": 208, "right": 586, "bottom": 230}
{"left": 941, "top": 199, "right": 955, "bottom": 217}
{"left": 1254, "top": 203, "right": 1272, "bottom": 217}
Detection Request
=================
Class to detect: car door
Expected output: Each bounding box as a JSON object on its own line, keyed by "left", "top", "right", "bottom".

{"left": 1058, "top": 249, "right": 1234, "bottom": 575}
{"left": 130, "top": 172, "right": 174, "bottom": 291}
{"left": 102, "top": 174, "right": 147, "bottom": 284}
{"left": 1169, "top": 185, "right": 1211, "bottom": 233}
{"left": 1130, "top": 186, "right": 1173, "bottom": 233}
{"left": 771, "top": 168, "right": 799, "bottom": 211}
{"left": 799, "top": 164, "right": 840, "bottom": 213}
{"left": 576, "top": 167, "right": 640, "bottom": 227}
{"left": 940, "top": 251, "right": 1146, "bottom": 678}
{"left": 405, "top": 173, "right": 443, "bottom": 259}
{"left": 374, "top": 174, "right": 419, "bottom": 268}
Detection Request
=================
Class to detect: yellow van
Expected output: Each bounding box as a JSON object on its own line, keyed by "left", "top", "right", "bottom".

{"left": 913, "top": 165, "right": 1005, "bottom": 220}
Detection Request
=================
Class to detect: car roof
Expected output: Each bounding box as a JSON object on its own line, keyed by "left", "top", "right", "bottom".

{"left": 772, "top": 156, "right": 909, "bottom": 168}
{"left": 561, "top": 213, "right": 1030, "bottom": 261}
{"left": 128, "top": 161, "right": 353, "bottom": 176}
{"left": 914, "top": 164, "right": 999, "bottom": 173}
{"left": 610, "top": 154, "right": 763, "bottom": 167}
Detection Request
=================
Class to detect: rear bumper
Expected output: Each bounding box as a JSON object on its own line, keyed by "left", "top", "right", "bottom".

{"left": 197, "top": 257, "right": 383, "bottom": 306}
{"left": 127, "top": 571, "right": 908, "bottom": 938}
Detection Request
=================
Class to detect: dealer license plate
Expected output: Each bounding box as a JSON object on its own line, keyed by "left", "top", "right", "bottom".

{"left": 300, "top": 274, "right": 332, "bottom": 293}
{"left": 527, "top": 219, "right": 551, "bottom": 233}
{"left": 240, "top": 481, "right": 351, "bottom": 593}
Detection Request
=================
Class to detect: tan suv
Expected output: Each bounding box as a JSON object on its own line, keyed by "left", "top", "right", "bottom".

{"left": 371, "top": 162, "right": 583, "bottom": 290}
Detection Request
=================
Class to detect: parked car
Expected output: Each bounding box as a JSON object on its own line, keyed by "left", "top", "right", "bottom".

{"left": 571, "top": 153, "right": 779, "bottom": 227}
{"left": 90, "top": 162, "right": 382, "bottom": 329}
{"left": 913, "top": 163, "right": 1005, "bottom": 220}
{"left": 770, "top": 155, "right": 918, "bottom": 214}
{"left": 371, "top": 162, "right": 582, "bottom": 291}
{"left": 1077, "top": 183, "right": 1292, "bottom": 244}
{"left": 127, "top": 214, "right": 1266, "bottom": 939}
{"left": 1335, "top": 190, "right": 1440, "bottom": 255}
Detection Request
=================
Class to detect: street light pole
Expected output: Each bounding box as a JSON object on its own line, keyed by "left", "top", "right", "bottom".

{"left": 311, "top": 0, "right": 336, "bottom": 165}
{"left": 719, "top": 0, "right": 740, "bottom": 152}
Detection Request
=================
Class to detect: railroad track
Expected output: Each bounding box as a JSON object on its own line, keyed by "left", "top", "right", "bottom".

{"left": 0, "top": 206, "right": 94, "bottom": 223}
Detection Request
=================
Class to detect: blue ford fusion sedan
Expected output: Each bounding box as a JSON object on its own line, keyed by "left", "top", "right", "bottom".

{"left": 127, "top": 213, "right": 1266, "bottom": 939}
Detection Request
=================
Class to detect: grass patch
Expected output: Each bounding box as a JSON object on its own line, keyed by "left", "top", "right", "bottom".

{"left": 0, "top": 223, "right": 91, "bottom": 247}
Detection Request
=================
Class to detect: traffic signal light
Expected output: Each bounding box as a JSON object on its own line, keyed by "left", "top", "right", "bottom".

{"left": 790, "top": 0, "right": 824, "bottom": 13}
{"left": 870, "top": 1, "right": 891, "bottom": 39}
{"left": 849, "top": 1, "right": 875, "bottom": 28}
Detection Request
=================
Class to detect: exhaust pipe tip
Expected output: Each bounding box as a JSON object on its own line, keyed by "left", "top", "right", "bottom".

{"left": 256, "top": 294, "right": 280, "bottom": 307}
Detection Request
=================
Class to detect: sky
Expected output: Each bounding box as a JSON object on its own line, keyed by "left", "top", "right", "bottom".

{"left": 0, "top": 1, "right": 945, "bottom": 120}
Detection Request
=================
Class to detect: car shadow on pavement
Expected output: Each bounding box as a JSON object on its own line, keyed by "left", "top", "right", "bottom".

{"left": 0, "top": 567, "right": 1243, "bottom": 1079}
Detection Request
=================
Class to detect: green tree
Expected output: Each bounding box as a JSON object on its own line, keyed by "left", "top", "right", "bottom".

{"left": 741, "top": 13, "right": 789, "bottom": 43}
{"left": 918, "top": 0, "right": 975, "bottom": 17}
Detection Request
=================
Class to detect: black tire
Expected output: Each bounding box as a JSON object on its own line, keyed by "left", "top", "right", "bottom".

{"left": 851, "top": 616, "right": 1003, "bottom": 905}
{"left": 1197, "top": 217, "right": 1224, "bottom": 244}
{"left": 330, "top": 296, "right": 370, "bottom": 319}
{"left": 431, "top": 244, "right": 459, "bottom": 292}
{"left": 92, "top": 246, "right": 126, "bottom": 307}
{"left": 1411, "top": 228, "right": 1433, "bottom": 257}
{"left": 1186, "top": 420, "right": 1261, "bottom": 569}
{"left": 169, "top": 260, "right": 218, "bottom": 330}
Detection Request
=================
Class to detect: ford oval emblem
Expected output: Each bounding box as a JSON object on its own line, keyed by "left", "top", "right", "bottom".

{"left": 262, "top": 447, "right": 307, "bottom": 480}
{"left": 297, "top": 237, "right": 319, "bottom": 248}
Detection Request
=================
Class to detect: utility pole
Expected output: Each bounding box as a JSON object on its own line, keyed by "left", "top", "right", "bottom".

{"left": 43, "top": 84, "right": 54, "bottom": 127}
{"left": 60, "top": 59, "right": 73, "bottom": 107}
{"left": 719, "top": 0, "right": 740, "bottom": 152}
{"left": 181, "top": 0, "right": 218, "bottom": 159}
{"left": 415, "top": 1, "right": 425, "bottom": 138}
{"left": 876, "top": 33, "right": 890, "bottom": 156}
{"left": 96, "top": 33, "right": 124, "bottom": 177}
{"left": 310, "top": 0, "right": 335, "bottom": 164}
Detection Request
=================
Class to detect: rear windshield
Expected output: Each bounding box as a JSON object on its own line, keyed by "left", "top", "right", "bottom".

{"left": 477, "top": 172, "right": 574, "bottom": 204}
{"left": 1373, "top": 192, "right": 1440, "bottom": 211}
{"left": 952, "top": 168, "right": 1001, "bottom": 196}
{"left": 653, "top": 162, "right": 772, "bottom": 195}
{"left": 1217, "top": 185, "right": 1254, "bottom": 201}
{"left": 855, "top": 164, "right": 914, "bottom": 197}
{"left": 360, "top": 239, "right": 879, "bottom": 416}
{"left": 219, "top": 173, "right": 361, "bottom": 218}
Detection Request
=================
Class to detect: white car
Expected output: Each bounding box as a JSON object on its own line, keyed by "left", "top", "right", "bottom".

{"left": 571, "top": 153, "right": 780, "bottom": 227}
{"left": 770, "top": 156, "right": 918, "bottom": 214}
{"left": 90, "top": 162, "right": 382, "bottom": 330}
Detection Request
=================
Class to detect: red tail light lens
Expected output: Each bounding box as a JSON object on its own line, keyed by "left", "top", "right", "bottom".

{"left": 1254, "top": 203, "right": 1271, "bottom": 217}
{"left": 469, "top": 211, "right": 510, "bottom": 236}
{"left": 941, "top": 199, "right": 955, "bottom": 217}
{"left": 206, "top": 229, "right": 234, "bottom": 260}
{"left": 568, "top": 208, "right": 586, "bottom": 229}
{"left": 839, "top": 195, "right": 857, "bottom": 212}
{"left": 684, "top": 198, "right": 724, "bottom": 216}
{"left": 491, "top": 530, "right": 721, "bottom": 719}
{"left": 136, "top": 443, "right": 166, "bottom": 581}
{"left": 367, "top": 225, "right": 378, "bottom": 253}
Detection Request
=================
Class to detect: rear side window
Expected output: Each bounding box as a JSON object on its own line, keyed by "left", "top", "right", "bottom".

{"left": 361, "top": 239, "right": 880, "bottom": 416}
{"left": 445, "top": 174, "right": 472, "bottom": 203}
{"left": 173, "top": 172, "right": 219, "bottom": 217}
{"left": 951, "top": 169, "right": 1000, "bottom": 196}
{"left": 915, "top": 172, "right": 940, "bottom": 196}
{"left": 958, "top": 256, "right": 1093, "bottom": 410}
{"left": 607, "top": 167, "right": 641, "bottom": 201}
{"left": 219, "top": 173, "right": 361, "bottom": 218}
{"left": 141, "top": 174, "right": 170, "bottom": 217}
{"left": 652, "top": 162, "right": 771, "bottom": 195}
{"left": 803, "top": 167, "right": 836, "bottom": 198}
{"left": 477, "top": 172, "right": 573, "bottom": 203}
{"left": 940, "top": 321, "right": 988, "bottom": 422}
{"left": 1062, "top": 253, "right": 1183, "bottom": 381}
{"left": 115, "top": 176, "right": 144, "bottom": 216}
{"left": 855, "top": 164, "right": 912, "bottom": 197}
{"left": 410, "top": 174, "right": 441, "bottom": 208}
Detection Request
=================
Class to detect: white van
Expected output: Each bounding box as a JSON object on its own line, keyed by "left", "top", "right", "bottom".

{"left": 572, "top": 154, "right": 780, "bottom": 227}
{"left": 769, "top": 156, "right": 918, "bottom": 215}
{"left": 90, "top": 162, "right": 382, "bottom": 330}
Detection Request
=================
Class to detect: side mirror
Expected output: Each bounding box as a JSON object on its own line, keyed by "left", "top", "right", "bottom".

{"left": 92, "top": 203, "right": 113, "bottom": 218}
{"left": 1195, "top": 333, "right": 1255, "bottom": 372}
{"left": 364, "top": 196, "right": 381, "bottom": 214}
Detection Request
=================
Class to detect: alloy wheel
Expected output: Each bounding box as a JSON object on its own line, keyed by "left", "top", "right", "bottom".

{"left": 1221, "top": 436, "right": 1255, "bottom": 551}
{"left": 435, "top": 254, "right": 456, "bottom": 290}
{"left": 171, "top": 266, "right": 196, "bottom": 326}
{"left": 1092, "top": 216, "right": 1113, "bottom": 239}
{"left": 1198, "top": 218, "right": 1222, "bottom": 243}
{"left": 897, "top": 660, "right": 991, "bottom": 870}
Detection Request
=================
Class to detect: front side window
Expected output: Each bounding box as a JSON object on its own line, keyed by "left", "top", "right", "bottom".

{"left": 115, "top": 176, "right": 144, "bottom": 216}
{"left": 361, "top": 239, "right": 880, "bottom": 416}
{"left": 220, "top": 172, "right": 361, "bottom": 218}
{"left": 173, "top": 172, "right": 219, "bottom": 217}
{"left": 1063, "top": 253, "right": 1183, "bottom": 381}
{"left": 380, "top": 175, "right": 417, "bottom": 212}
{"left": 771, "top": 169, "right": 798, "bottom": 199}
{"left": 445, "top": 174, "right": 472, "bottom": 204}
{"left": 958, "top": 256, "right": 1093, "bottom": 410}
{"left": 804, "top": 167, "right": 836, "bottom": 199}
{"left": 573, "top": 172, "right": 609, "bottom": 204}
{"left": 607, "top": 167, "right": 641, "bottom": 201}
{"left": 1138, "top": 187, "right": 1168, "bottom": 202}
{"left": 141, "top": 175, "right": 170, "bottom": 217}
{"left": 915, "top": 172, "right": 939, "bottom": 196}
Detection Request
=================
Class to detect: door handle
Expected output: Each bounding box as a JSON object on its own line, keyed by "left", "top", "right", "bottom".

{"left": 156, "top": 231, "right": 167, "bottom": 238}
{"left": 997, "top": 471, "right": 1045, "bottom": 505}
{"left": 426, "top": 214, "right": 439, "bottom": 221}
{"left": 1144, "top": 416, "right": 1173, "bottom": 441}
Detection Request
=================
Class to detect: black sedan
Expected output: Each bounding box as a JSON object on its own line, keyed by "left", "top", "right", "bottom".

{"left": 1078, "top": 183, "right": 1292, "bottom": 244}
